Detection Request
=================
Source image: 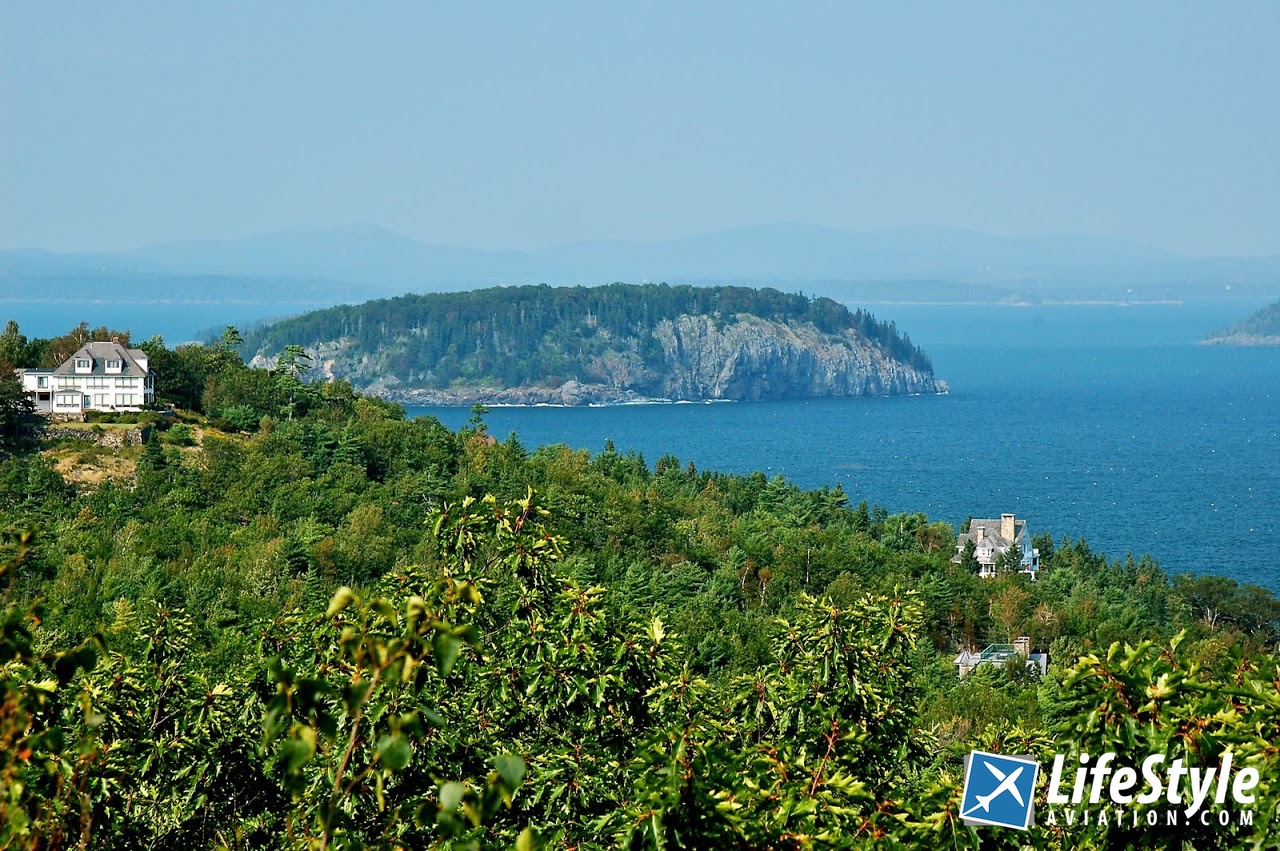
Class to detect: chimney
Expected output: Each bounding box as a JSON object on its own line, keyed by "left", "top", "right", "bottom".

{"left": 1013, "top": 636, "right": 1031, "bottom": 657}
{"left": 1001, "top": 513, "right": 1016, "bottom": 542}
{"left": 975, "top": 525, "right": 985, "bottom": 542}
{"left": 111, "top": 335, "right": 119, "bottom": 344}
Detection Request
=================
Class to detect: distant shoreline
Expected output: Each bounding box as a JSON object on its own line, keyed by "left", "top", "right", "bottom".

{"left": 0, "top": 298, "right": 332, "bottom": 306}
{"left": 846, "top": 299, "right": 1185, "bottom": 307}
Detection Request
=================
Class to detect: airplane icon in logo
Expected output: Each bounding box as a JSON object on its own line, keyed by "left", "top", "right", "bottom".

{"left": 962, "top": 761, "right": 1025, "bottom": 815}
{"left": 959, "top": 750, "right": 1039, "bottom": 830}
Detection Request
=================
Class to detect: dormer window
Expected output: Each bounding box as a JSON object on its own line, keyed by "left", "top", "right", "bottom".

{"left": 105, "top": 358, "right": 123, "bottom": 372}
{"left": 74, "top": 358, "right": 92, "bottom": 372}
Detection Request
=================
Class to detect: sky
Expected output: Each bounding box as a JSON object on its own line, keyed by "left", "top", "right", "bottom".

{"left": 1, "top": 2, "right": 1277, "bottom": 256}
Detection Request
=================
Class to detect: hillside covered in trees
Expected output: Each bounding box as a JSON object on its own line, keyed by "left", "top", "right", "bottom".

{"left": 1203, "top": 299, "right": 1280, "bottom": 346}
{"left": 2, "top": 321, "right": 1280, "bottom": 848}
{"left": 239, "top": 284, "right": 945, "bottom": 405}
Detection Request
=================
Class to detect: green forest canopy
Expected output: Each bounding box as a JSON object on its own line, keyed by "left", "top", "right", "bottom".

{"left": 1, "top": 322, "right": 1279, "bottom": 848}
{"left": 1206, "top": 298, "right": 1280, "bottom": 340}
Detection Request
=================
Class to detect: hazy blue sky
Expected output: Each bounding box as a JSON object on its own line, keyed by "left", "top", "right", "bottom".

{"left": 2, "top": 2, "right": 1277, "bottom": 255}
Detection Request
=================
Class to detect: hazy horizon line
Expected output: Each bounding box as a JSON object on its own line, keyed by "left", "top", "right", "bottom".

{"left": 7, "top": 219, "right": 1279, "bottom": 260}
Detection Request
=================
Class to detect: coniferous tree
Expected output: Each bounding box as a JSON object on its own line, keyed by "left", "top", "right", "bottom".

{"left": 0, "top": 368, "right": 34, "bottom": 448}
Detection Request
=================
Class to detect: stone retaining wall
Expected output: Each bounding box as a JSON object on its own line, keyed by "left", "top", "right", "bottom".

{"left": 44, "top": 426, "right": 151, "bottom": 449}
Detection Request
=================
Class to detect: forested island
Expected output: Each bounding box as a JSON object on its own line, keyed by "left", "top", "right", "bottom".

{"left": 1, "top": 320, "right": 1279, "bottom": 848}
{"left": 1202, "top": 299, "right": 1280, "bottom": 346}
{"left": 239, "top": 284, "right": 946, "bottom": 405}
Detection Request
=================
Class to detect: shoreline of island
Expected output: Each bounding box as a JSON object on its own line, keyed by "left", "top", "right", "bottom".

{"left": 386, "top": 379, "right": 951, "bottom": 409}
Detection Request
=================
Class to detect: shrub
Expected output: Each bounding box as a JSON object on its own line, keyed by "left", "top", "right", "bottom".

{"left": 165, "top": 423, "right": 195, "bottom": 446}
{"left": 85, "top": 411, "right": 168, "bottom": 427}
{"left": 218, "top": 404, "right": 262, "bottom": 433}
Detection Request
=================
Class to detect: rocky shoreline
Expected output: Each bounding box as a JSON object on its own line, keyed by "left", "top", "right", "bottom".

{"left": 1201, "top": 333, "right": 1280, "bottom": 347}
{"left": 380, "top": 377, "right": 951, "bottom": 408}
{"left": 382, "top": 381, "right": 658, "bottom": 407}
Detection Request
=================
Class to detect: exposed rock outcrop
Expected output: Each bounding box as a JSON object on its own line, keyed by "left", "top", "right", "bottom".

{"left": 646, "top": 314, "right": 943, "bottom": 400}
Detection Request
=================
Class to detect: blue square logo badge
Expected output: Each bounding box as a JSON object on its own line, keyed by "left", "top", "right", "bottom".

{"left": 960, "top": 750, "right": 1039, "bottom": 830}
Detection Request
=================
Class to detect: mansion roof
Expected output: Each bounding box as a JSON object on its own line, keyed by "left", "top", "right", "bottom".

{"left": 957, "top": 517, "right": 1027, "bottom": 549}
{"left": 51, "top": 342, "right": 151, "bottom": 376}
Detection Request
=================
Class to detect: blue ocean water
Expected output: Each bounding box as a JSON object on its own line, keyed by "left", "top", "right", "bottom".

{"left": 408, "top": 301, "right": 1280, "bottom": 590}
{"left": 5, "top": 296, "right": 1276, "bottom": 588}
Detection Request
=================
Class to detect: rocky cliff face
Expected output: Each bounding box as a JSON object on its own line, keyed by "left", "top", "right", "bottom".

{"left": 257, "top": 313, "right": 946, "bottom": 406}
{"left": 644, "top": 315, "right": 943, "bottom": 399}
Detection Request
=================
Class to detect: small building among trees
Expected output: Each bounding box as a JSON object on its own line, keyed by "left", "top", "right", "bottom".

{"left": 954, "top": 636, "right": 1049, "bottom": 679}
{"left": 953, "top": 513, "right": 1040, "bottom": 579}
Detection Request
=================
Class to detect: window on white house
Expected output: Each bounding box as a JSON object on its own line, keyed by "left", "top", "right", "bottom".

{"left": 115, "top": 377, "right": 130, "bottom": 387}
{"left": 37, "top": 377, "right": 47, "bottom": 388}
{"left": 106, "top": 359, "right": 122, "bottom": 370}
{"left": 74, "top": 359, "right": 91, "bottom": 370}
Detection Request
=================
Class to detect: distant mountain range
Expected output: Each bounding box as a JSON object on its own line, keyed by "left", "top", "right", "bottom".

{"left": 4, "top": 223, "right": 1279, "bottom": 304}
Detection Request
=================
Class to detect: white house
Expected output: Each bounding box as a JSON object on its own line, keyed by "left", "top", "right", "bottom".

{"left": 17, "top": 341, "right": 155, "bottom": 415}
{"left": 953, "top": 513, "right": 1040, "bottom": 579}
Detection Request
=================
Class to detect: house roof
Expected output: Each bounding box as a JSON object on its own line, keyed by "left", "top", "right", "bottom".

{"left": 956, "top": 517, "right": 1027, "bottom": 550}
{"left": 51, "top": 342, "right": 150, "bottom": 377}
{"left": 954, "top": 648, "right": 1049, "bottom": 675}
